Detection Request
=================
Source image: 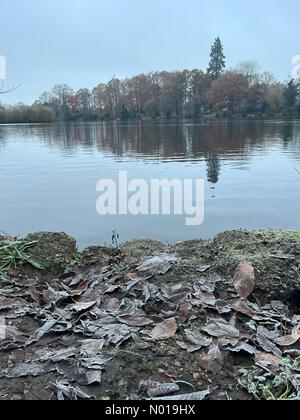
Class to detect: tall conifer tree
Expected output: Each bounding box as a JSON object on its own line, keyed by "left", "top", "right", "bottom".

{"left": 207, "top": 37, "right": 226, "bottom": 80}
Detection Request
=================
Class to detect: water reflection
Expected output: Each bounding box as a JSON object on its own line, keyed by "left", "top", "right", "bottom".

{"left": 206, "top": 152, "right": 221, "bottom": 184}
{"left": 0, "top": 120, "right": 300, "bottom": 247}
{"left": 1, "top": 120, "right": 300, "bottom": 176}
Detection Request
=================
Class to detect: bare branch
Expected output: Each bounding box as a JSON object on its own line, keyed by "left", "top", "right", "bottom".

{"left": 0, "top": 81, "right": 20, "bottom": 95}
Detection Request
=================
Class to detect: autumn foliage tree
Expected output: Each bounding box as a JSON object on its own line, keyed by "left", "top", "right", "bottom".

{"left": 207, "top": 71, "right": 249, "bottom": 114}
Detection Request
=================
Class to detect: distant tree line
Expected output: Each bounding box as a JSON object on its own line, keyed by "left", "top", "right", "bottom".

{"left": 0, "top": 104, "right": 56, "bottom": 124}
{"left": 0, "top": 38, "right": 300, "bottom": 124}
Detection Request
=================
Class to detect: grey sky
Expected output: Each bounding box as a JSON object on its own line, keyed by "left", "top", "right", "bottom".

{"left": 1, "top": 0, "right": 300, "bottom": 104}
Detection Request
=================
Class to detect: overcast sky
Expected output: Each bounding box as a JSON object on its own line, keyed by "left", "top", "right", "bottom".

{"left": 1, "top": 0, "right": 300, "bottom": 104}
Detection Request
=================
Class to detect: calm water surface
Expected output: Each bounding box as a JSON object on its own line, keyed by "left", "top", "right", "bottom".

{"left": 0, "top": 120, "right": 300, "bottom": 249}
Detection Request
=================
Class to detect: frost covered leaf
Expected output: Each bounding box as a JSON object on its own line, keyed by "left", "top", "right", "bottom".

{"left": 25, "top": 319, "right": 57, "bottom": 346}
{"left": 95, "top": 323, "right": 139, "bottom": 346}
{"left": 226, "top": 343, "right": 257, "bottom": 355}
{"left": 270, "top": 300, "right": 290, "bottom": 315}
{"left": 80, "top": 339, "right": 105, "bottom": 357}
{"left": 2, "top": 324, "right": 25, "bottom": 341}
{"left": 69, "top": 278, "right": 91, "bottom": 297}
{"left": 85, "top": 370, "right": 102, "bottom": 385}
{"left": 177, "top": 329, "right": 212, "bottom": 353}
{"left": 218, "top": 337, "right": 239, "bottom": 347}
{"left": 102, "top": 297, "right": 120, "bottom": 312}
{"left": 256, "top": 326, "right": 282, "bottom": 357}
{"left": 229, "top": 299, "right": 264, "bottom": 320}
{"left": 26, "top": 319, "right": 72, "bottom": 346}
{"left": 51, "top": 321, "right": 73, "bottom": 333}
{"left": 41, "top": 347, "right": 78, "bottom": 363}
{"left": 55, "top": 381, "right": 95, "bottom": 400}
{"left": 143, "top": 283, "right": 159, "bottom": 303}
{"left": 162, "top": 283, "right": 184, "bottom": 299}
{"left": 71, "top": 301, "right": 97, "bottom": 313}
{"left": 6, "top": 363, "right": 45, "bottom": 378}
{"left": 149, "top": 318, "right": 177, "bottom": 341}
{"left": 257, "top": 326, "right": 279, "bottom": 341}
{"left": 202, "top": 318, "right": 240, "bottom": 340}
{"left": 81, "top": 354, "right": 113, "bottom": 369}
{"left": 117, "top": 315, "right": 153, "bottom": 327}
{"left": 150, "top": 389, "right": 210, "bottom": 401}
{"left": 199, "top": 344, "right": 224, "bottom": 372}
{"left": 275, "top": 326, "right": 300, "bottom": 347}
{"left": 193, "top": 290, "right": 216, "bottom": 307}
{"left": 0, "top": 296, "right": 27, "bottom": 310}
{"left": 104, "top": 284, "right": 121, "bottom": 294}
{"left": 215, "top": 300, "right": 231, "bottom": 314}
{"left": 185, "top": 329, "right": 212, "bottom": 347}
{"left": 178, "top": 302, "right": 192, "bottom": 322}
{"left": 161, "top": 284, "right": 189, "bottom": 304}
{"left": 233, "top": 262, "right": 255, "bottom": 299}
{"left": 56, "top": 360, "right": 92, "bottom": 385}
{"left": 141, "top": 380, "right": 179, "bottom": 398}
{"left": 194, "top": 278, "right": 215, "bottom": 293}
{"left": 125, "top": 276, "right": 143, "bottom": 291}
{"left": 113, "top": 298, "right": 139, "bottom": 317}
{"left": 43, "top": 287, "right": 70, "bottom": 305}
{"left": 255, "top": 351, "right": 282, "bottom": 370}
{"left": 137, "top": 254, "right": 177, "bottom": 275}
{"left": 275, "top": 335, "right": 298, "bottom": 347}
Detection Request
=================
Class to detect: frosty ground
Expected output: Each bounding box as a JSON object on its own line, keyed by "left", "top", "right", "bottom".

{"left": 0, "top": 230, "right": 300, "bottom": 400}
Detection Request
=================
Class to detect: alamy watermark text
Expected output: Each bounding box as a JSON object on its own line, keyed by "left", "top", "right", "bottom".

{"left": 96, "top": 171, "right": 205, "bottom": 226}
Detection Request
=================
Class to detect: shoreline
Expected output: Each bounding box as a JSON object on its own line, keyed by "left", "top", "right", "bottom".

{"left": 1, "top": 116, "right": 300, "bottom": 127}
{"left": 0, "top": 229, "right": 300, "bottom": 400}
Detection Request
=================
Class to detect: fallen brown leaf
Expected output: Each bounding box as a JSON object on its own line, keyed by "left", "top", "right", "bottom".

{"left": 275, "top": 326, "right": 300, "bottom": 347}
{"left": 199, "top": 344, "right": 224, "bottom": 372}
{"left": 149, "top": 318, "right": 177, "bottom": 341}
{"left": 233, "top": 261, "right": 255, "bottom": 299}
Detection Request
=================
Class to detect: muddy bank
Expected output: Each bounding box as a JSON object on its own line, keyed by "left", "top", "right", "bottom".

{"left": 0, "top": 230, "right": 300, "bottom": 400}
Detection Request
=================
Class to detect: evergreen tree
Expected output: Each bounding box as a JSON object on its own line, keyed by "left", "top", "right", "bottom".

{"left": 207, "top": 37, "right": 226, "bottom": 80}
{"left": 284, "top": 79, "right": 298, "bottom": 116}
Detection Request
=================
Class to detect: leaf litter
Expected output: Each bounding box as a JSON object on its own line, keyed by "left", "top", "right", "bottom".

{"left": 0, "top": 246, "right": 300, "bottom": 401}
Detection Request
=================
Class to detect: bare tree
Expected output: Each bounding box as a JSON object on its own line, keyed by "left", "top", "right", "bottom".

{"left": 51, "top": 84, "right": 74, "bottom": 119}
{"left": 235, "top": 61, "right": 261, "bottom": 86}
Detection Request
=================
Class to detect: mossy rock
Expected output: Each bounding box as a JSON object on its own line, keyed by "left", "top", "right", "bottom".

{"left": 210, "top": 230, "right": 300, "bottom": 301}
{"left": 211, "top": 230, "right": 300, "bottom": 269}
{"left": 80, "top": 245, "right": 118, "bottom": 266}
{"left": 121, "top": 238, "right": 166, "bottom": 264}
{"left": 171, "top": 239, "right": 208, "bottom": 262}
{"left": 24, "top": 232, "right": 77, "bottom": 277}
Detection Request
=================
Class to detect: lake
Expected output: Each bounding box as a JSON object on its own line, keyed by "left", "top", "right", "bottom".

{"left": 0, "top": 120, "right": 300, "bottom": 249}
